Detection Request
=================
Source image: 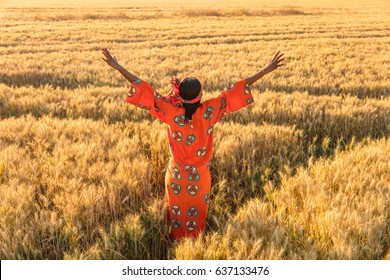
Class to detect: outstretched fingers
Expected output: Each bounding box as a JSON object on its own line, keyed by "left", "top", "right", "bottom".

{"left": 102, "top": 48, "right": 117, "bottom": 64}
{"left": 275, "top": 53, "right": 285, "bottom": 68}
{"left": 101, "top": 48, "right": 113, "bottom": 66}
{"left": 102, "top": 49, "right": 108, "bottom": 57}
{"left": 275, "top": 53, "right": 284, "bottom": 62}
{"left": 272, "top": 51, "right": 280, "bottom": 62}
{"left": 277, "top": 57, "right": 285, "bottom": 67}
{"left": 102, "top": 48, "right": 112, "bottom": 58}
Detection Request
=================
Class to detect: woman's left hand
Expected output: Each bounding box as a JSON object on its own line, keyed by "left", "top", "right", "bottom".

{"left": 102, "top": 48, "right": 120, "bottom": 69}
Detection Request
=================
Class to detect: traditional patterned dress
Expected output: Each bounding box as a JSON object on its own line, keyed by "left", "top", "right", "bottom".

{"left": 125, "top": 78, "right": 254, "bottom": 240}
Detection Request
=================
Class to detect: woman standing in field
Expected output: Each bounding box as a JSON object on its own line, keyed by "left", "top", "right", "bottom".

{"left": 102, "top": 48, "right": 284, "bottom": 241}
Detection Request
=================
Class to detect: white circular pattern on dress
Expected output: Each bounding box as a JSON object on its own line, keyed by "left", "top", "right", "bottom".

{"left": 203, "top": 107, "right": 213, "bottom": 120}
{"left": 188, "top": 172, "right": 200, "bottom": 181}
{"left": 196, "top": 146, "right": 207, "bottom": 157}
{"left": 220, "top": 96, "right": 226, "bottom": 109}
{"left": 128, "top": 86, "right": 136, "bottom": 97}
{"left": 203, "top": 193, "right": 210, "bottom": 204}
{"left": 171, "top": 218, "right": 181, "bottom": 229}
{"left": 187, "top": 185, "right": 199, "bottom": 196}
{"left": 207, "top": 125, "right": 213, "bottom": 135}
{"left": 185, "top": 135, "right": 195, "bottom": 145}
{"left": 184, "top": 165, "right": 197, "bottom": 173}
{"left": 172, "top": 167, "right": 182, "bottom": 180}
{"left": 174, "top": 115, "right": 186, "bottom": 127}
{"left": 172, "top": 131, "right": 183, "bottom": 142}
{"left": 226, "top": 83, "right": 235, "bottom": 90}
{"left": 244, "top": 84, "right": 252, "bottom": 94}
{"left": 154, "top": 91, "right": 162, "bottom": 99}
{"left": 170, "top": 183, "right": 181, "bottom": 194}
{"left": 171, "top": 204, "right": 181, "bottom": 216}
{"left": 138, "top": 104, "right": 151, "bottom": 110}
{"left": 186, "top": 220, "right": 197, "bottom": 231}
{"left": 187, "top": 206, "right": 199, "bottom": 217}
{"left": 247, "top": 97, "right": 254, "bottom": 104}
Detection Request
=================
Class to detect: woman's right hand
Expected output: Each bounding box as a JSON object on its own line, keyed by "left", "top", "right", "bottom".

{"left": 264, "top": 51, "right": 284, "bottom": 74}
{"left": 245, "top": 51, "right": 285, "bottom": 86}
{"left": 102, "top": 48, "right": 120, "bottom": 69}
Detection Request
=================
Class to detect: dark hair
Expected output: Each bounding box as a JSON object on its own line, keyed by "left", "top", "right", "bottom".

{"left": 179, "top": 77, "right": 201, "bottom": 120}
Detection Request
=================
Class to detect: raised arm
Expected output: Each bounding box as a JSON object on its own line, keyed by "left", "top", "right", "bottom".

{"left": 245, "top": 51, "right": 284, "bottom": 86}
{"left": 101, "top": 48, "right": 139, "bottom": 83}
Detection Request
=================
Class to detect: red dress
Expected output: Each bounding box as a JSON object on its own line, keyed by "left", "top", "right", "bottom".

{"left": 125, "top": 78, "right": 254, "bottom": 240}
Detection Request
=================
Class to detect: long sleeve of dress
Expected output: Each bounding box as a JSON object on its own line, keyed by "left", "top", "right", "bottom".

{"left": 125, "top": 78, "right": 175, "bottom": 123}
{"left": 204, "top": 79, "right": 254, "bottom": 124}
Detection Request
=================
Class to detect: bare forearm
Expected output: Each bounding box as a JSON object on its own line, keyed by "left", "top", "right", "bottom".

{"left": 115, "top": 64, "right": 139, "bottom": 83}
{"left": 245, "top": 68, "right": 269, "bottom": 86}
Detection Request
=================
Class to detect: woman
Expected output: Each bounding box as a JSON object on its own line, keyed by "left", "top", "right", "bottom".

{"left": 102, "top": 48, "right": 284, "bottom": 241}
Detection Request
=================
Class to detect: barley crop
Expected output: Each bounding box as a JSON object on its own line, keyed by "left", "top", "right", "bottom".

{"left": 0, "top": 0, "right": 389, "bottom": 259}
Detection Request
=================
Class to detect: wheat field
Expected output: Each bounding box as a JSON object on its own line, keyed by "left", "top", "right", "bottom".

{"left": 0, "top": 0, "right": 389, "bottom": 260}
